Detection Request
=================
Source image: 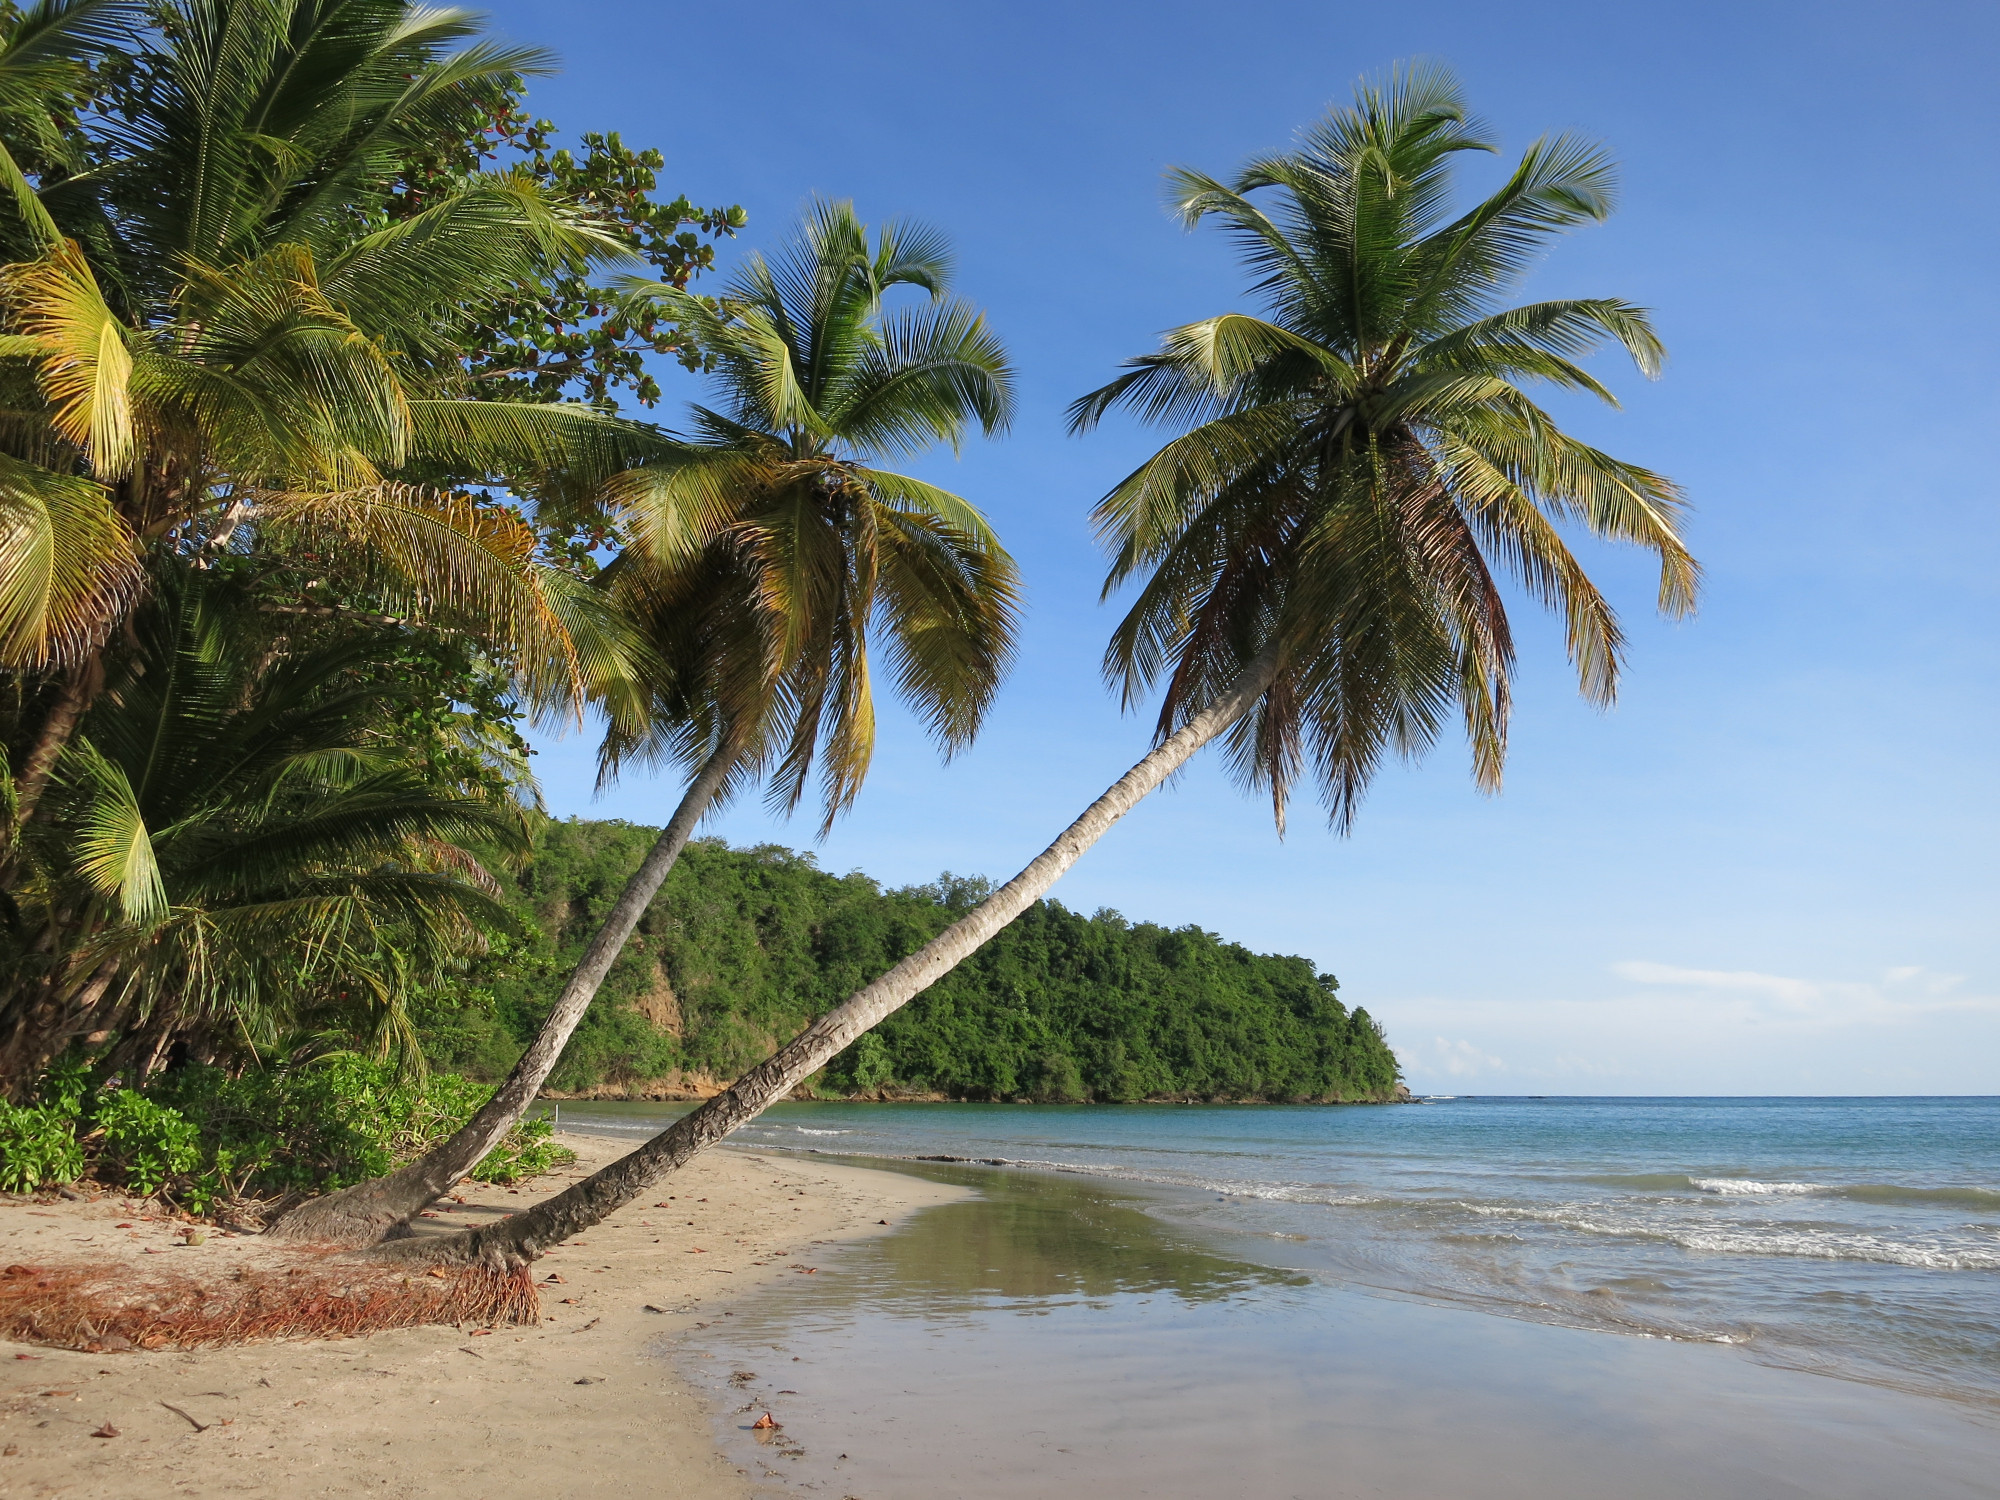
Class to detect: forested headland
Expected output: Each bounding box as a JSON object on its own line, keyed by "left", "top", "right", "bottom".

{"left": 417, "top": 820, "right": 1404, "bottom": 1105}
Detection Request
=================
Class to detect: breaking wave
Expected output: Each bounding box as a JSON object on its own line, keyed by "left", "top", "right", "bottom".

{"left": 1690, "top": 1177, "right": 1823, "bottom": 1197}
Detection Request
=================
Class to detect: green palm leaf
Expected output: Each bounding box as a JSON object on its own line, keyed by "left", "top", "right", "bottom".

{"left": 68, "top": 738, "right": 166, "bottom": 921}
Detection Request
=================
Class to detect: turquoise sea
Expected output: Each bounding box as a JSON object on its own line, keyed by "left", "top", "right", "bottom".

{"left": 559, "top": 1095, "right": 2000, "bottom": 1497}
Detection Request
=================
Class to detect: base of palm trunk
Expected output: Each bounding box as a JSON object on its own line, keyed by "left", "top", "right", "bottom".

{"left": 262, "top": 1164, "right": 448, "bottom": 1248}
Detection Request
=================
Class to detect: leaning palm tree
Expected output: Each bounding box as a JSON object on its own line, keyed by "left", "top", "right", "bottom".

{"left": 268, "top": 199, "right": 1020, "bottom": 1245}
{"left": 368, "top": 64, "right": 1699, "bottom": 1273}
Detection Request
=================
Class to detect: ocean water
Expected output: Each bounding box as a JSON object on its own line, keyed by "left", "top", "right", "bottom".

{"left": 558, "top": 1095, "right": 2000, "bottom": 1407}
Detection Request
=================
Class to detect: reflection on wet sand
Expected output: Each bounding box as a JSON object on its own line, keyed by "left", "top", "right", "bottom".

{"left": 844, "top": 1162, "right": 1303, "bottom": 1309}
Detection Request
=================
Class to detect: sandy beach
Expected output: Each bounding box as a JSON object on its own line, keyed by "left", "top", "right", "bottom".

{"left": 0, "top": 1133, "right": 964, "bottom": 1499}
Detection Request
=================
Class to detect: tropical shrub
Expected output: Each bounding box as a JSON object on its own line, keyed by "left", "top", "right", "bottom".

{"left": 0, "top": 1058, "right": 571, "bottom": 1209}
{"left": 0, "top": 1098, "right": 83, "bottom": 1192}
{"left": 138, "top": 1060, "right": 574, "bottom": 1202}
{"left": 94, "top": 1089, "right": 203, "bottom": 1197}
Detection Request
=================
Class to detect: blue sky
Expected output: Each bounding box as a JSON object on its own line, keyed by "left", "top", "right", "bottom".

{"left": 483, "top": 0, "right": 1999, "bottom": 1095}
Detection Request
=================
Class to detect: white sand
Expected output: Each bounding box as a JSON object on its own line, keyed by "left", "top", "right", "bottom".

{"left": 0, "top": 1132, "right": 964, "bottom": 1498}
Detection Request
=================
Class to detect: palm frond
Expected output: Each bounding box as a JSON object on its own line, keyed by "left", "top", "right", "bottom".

{"left": 0, "top": 448, "right": 135, "bottom": 666}
{"left": 1083, "top": 61, "right": 1694, "bottom": 827}
{"left": 3, "top": 241, "right": 135, "bottom": 475}
{"left": 66, "top": 737, "right": 167, "bottom": 921}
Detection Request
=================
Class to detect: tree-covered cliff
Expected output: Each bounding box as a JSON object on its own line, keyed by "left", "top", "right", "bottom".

{"left": 415, "top": 820, "right": 1402, "bottom": 1103}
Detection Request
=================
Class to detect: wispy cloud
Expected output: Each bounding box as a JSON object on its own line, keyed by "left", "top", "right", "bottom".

{"left": 1607, "top": 961, "right": 1988, "bottom": 1025}
{"left": 1401, "top": 1036, "right": 1507, "bottom": 1079}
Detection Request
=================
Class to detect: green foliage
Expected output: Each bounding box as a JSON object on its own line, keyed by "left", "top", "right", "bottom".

{"left": 0, "top": 1056, "right": 572, "bottom": 1208}
{"left": 1073, "top": 63, "right": 1695, "bottom": 829}
{"left": 397, "top": 105, "right": 745, "bottom": 409}
{"left": 465, "top": 1112, "right": 568, "bottom": 1185}
{"left": 2, "top": 563, "right": 532, "bottom": 1075}
{"left": 0, "top": 2, "right": 735, "bottom": 1089}
{"left": 602, "top": 200, "right": 1020, "bottom": 831}
{"left": 94, "top": 1089, "right": 201, "bottom": 1197}
{"left": 442, "top": 821, "right": 1402, "bottom": 1104}
{"left": 0, "top": 1098, "right": 82, "bottom": 1191}
{"left": 134, "top": 1058, "right": 574, "bottom": 1204}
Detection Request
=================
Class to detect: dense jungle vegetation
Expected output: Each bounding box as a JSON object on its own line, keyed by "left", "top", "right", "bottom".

{"left": 417, "top": 820, "right": 1403, "bottom": 1104}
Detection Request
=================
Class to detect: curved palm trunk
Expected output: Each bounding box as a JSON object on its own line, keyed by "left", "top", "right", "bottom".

{"left": 370, "top": 651, "right": 1281, "bottom": 1270}
{"left": 268, "top": 744, "right": 737, "bottom": 1246}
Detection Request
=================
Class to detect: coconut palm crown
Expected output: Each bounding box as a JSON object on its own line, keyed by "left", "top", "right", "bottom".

{"left": 607, "top": 198, "right": 1020, "bottom": 826}
{"left": 1072, "top": 64, "right": 1698, "bottom": 829}
{"left": 0, "top": 0, "right": 651, "bottom": 693}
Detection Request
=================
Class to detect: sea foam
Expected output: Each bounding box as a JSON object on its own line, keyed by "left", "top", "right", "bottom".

{"left": 1690, "top": 1177, "right": 1823, "bottom": 1197}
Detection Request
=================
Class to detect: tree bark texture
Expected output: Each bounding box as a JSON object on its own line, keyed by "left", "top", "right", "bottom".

{"left": 10, "top": 661, "right": 100, "bottom": 823}
{"left": 267, "top": 744, "right": 737, "bottom": 1246}
{"left": 0, "top": 959, "right": 120, "bottom": 1100}
{"left": 370, "top": 653, "right": 1282, "bottom": 1270}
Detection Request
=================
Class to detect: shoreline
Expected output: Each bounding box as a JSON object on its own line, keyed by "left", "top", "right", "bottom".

{"left": 544, "top": 1086, "right": 1412, "bottom": 1105}
{"left": 0, "top": 1132, "right": 965, "bottom": 1498}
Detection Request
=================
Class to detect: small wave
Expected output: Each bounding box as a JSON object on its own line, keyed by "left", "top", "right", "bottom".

{"left": 1467, "top": 1202, "right": 2000, "bottom": 1270}
{"left": 793, "top": 1127, "right": 851, "bottom": 1136}
{"left": 1583, "top": 1174, "right": 2000, "bottom": 1211}
{"left": 1667, "top": 1229, "right": 2000, "bottom": 1271}
{"left": 1690, "top": 1177, "right": 1822, "bottom": 1197}
{"left": 550, "top": 1116, "right": 663, "bottom": 1134}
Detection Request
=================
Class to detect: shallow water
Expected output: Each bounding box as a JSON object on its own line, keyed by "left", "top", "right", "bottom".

{"left": 662, "top": 1161, "right": 1999, "bottom": 1499}
{"left": 560, "top": 1095, "right": 2000, "bottom": 1406}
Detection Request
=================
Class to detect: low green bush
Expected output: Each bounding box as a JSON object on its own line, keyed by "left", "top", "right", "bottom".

{"left": 0, "top": 1099, "right": 85, "bottom": 1193}
{"left": 0, "top": 1057, "right": 572, "bottom": 1210}
{"left": 95, "top": 1090, "right": 203, "bottom": 1197}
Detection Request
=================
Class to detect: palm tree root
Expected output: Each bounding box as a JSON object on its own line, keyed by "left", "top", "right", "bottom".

{"left": 0, "top": 1255, "right": 539, "bottom": 1352}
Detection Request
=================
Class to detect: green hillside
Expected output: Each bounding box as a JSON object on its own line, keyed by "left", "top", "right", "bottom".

{"left": 415, "top": 820, "right": 1403, "bottom": 1104}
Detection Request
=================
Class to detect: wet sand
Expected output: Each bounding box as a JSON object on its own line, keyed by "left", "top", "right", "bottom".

{"left": 0, "top": 1133, "right": 963, "bottom": 1498}
{"left": 678, "top": 1160, "right": 2000, "bottom": 1499}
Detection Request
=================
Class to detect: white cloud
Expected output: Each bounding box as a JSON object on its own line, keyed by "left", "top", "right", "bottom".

{"left": 1610, "top": 960, "right": 1831, "bottom": 1009}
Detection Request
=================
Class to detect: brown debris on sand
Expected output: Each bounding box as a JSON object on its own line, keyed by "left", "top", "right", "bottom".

{"left": 0, "top": 1256, "right": 540, "bottom": 1351}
